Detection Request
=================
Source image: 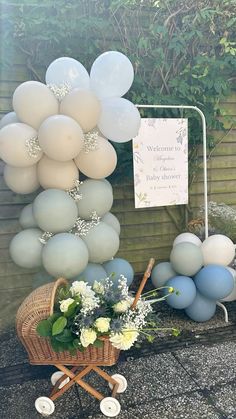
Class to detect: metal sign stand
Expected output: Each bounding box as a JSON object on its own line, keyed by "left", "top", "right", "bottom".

{"left": 136, "top": 104, "right": 228, "bottom": 322}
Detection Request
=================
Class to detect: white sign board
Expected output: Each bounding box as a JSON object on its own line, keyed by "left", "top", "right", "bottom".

{"left": 133, "top": 118, "right": 188, "bottom": 208}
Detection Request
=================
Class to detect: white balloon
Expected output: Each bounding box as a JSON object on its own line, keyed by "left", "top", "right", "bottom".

{"left": 201, "top": 234, "right": 235, "bottom": 266}
{"left": 173, "top": 233, "right": 202, "bottom": 247}
{"left": 98, "top": 98, "right": 141, "bottom": 143}
{"left": 4, "top": 164, "right": 40, "bottom": 194}
{"left": 0, "top": 112, "right": 19, "bottom": 129}
{"left": 90, "top": 51, "right": 134, "bottom": 98}
{"left": 46, "top": 57, "right": 90, "bottom": 90}
{"left": 221, "top": 267, "right": 236, "bottom": 302}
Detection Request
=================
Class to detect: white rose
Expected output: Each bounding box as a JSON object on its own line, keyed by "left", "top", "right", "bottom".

{"left": 80, "top": 328, "right": 97, "bottom": 347}
{"left": 93, "top": 281, "right": 105, "bottom": 295}
{"left": 94, "top": 317, "right": 110, "bottom": 333}
{"left": 113, "top": 300, "right": 130, "bottom": 313}
{"left": 60, "top": 298, "right": 75, "bottom": 313}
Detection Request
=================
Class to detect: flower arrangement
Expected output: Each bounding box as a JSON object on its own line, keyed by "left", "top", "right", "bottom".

{"left": 37, "top": 275, "right": 178, "bottom": 354}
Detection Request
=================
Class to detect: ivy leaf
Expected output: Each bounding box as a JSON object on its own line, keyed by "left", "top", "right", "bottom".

{"left": 52, "top": 316, "right": 67, "bottom": 336}
{"left": 36, "top": 319, "right": 52, "bottom": 337}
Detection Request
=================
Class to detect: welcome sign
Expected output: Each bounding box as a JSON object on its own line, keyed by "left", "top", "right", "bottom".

{"left": 133, "top": 118, "right": 188, "bottom": 208}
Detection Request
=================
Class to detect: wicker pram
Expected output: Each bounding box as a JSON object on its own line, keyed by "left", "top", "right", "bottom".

{"left": 16, "top": 258, "right": 154, "bottom": 417}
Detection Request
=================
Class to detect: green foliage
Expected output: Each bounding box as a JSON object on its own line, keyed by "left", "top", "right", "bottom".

{"left": 52, "top": 316, "right": 67, "bottom": 336}
{"left": 1, "top": 0, "right": 235, "bottom": 184}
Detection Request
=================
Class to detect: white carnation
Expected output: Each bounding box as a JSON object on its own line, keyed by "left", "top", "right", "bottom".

{"left": 113, "top": 300, "right": 130, "bottom": 313}
{"left": 60, "top": 298, "right": 75, "bottom": 313}
{"left": 80, "top": 328, "right": 97, "bottom": 347}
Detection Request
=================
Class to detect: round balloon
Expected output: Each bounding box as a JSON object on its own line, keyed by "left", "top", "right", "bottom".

{"left": 151, "top": 262, "right": 177, "bottom": 288}
{"left": 194, "top": 264, "right": 234, "bottom": 300}
{"left": 98, "top": 98, "right": 141, "bottom": 143}
{"left": 102, "top": 212, "right": 120, "bottom": 235}
{"left": 0, "top": 112, "right": 19, "bottom": 129}
{"left": 165, "top": 276, "right": 197, "bottom": 309}
{"left": 201, "top": 234, "right": 235, "bottom": 266}
{"left": 13, "top": 81, "right": 58, "bottom": 129}
{"left": 33, "top": 189, "right": 78, "bottom": 233}
{"left": 173, "top": 232, "right": 202, "bottom": 247}
{"left": 90, "top": 51, "right": 134, "bottom": 98}
{"left": 185, "top": 292, "right": 216, "bottom": 322}
{"left": 221, "top": 267, "right": 236, "bottom": 302}
{"left": 60, "top": 89, "right": 101, "bottom": 133}
{"left": 0, "top": 123, "right": 42, "bottom": 167}
{"left": 46, "top": 57, "right": 90, "bottom": 90}
{"left": 38, "top": 115, "right": 84, "bottom": 161}
{"left": 103, "top": 258, "right": 134, "bottom": 287}
{"left": 37, "top": 155, "right": 79, "bottom": 190}
{"left": 170, "top": 242, "right": 203, "bottom": 276}
{"left": 82, "top": 222, "right": 119, "bottom": 263}
{"left": 4, "top": 164, "right": 40, "bottom": 194}
{"left": 19, "top": 204, "right": 38, "bottom": 229}
{"left": 10, "top": 228, "right": 43, "bottom": 268}
{"left": 77, "top": 179, "right": 113, "bottom": 220}
{"left": 72, "top": 263, "right": 107, "bottom": 286}
{"left": 42, "top": 233, "right": 89, "bottom": 278}
{"left": 74, "top": 136, "right": 117, "bottom": 179}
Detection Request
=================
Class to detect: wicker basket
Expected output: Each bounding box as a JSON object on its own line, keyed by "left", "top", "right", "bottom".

{"left": 16, "top": 278, "right": 120, "bottom": 366}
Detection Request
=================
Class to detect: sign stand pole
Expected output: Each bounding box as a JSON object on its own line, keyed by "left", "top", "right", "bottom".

{"left": 136, "top": 104, "right": 228, "bottom": 322}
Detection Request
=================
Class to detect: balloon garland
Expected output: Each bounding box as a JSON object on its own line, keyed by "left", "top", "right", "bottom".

{"left": 0, "top": 52, "right": 137, "bottom": 286}
{"left": 151, "top": 232, "right": 236, "bottom": 322}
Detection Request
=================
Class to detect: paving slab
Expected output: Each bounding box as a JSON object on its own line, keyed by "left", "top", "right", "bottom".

{"left": 209, "top": 382, "right": 236, "bottom": 418}
{"left": 174, "top": 341, "right": 236, "bottom": 388}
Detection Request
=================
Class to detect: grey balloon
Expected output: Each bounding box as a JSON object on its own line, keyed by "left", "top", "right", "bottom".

{"left": 19, "top": 204, "right": 38, "bottom": 229}
{"left": 83, "top": 222, "right": 119, "bottom": 263}
{"left": 170, "top": 242, "right": 203, "bottom": 277}
{"left": 10, "top": 228, "right": 43, "bottom": 268}
{"left": 77, "top": 179, "right": 113, "bottom": 220}
{"left": 102, "top": 212, "right": 121, "bottom": 235}
{"left": 42, "top": 233, "right": 89, "bottom": 278}
{"left": 151, "top": 262, "right": 177, "bottom": 288}
{"left": 33, "top": 189, "right": 78, "bottom": 233}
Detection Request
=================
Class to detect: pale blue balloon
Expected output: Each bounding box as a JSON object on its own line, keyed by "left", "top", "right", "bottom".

{"left": 45, "top": 57, "right": 90, "bottom": 90}
{"left": 82, "top": 222, "right": 119, "bottom": 263}
{"left": 103, "top": 258, "right": 134, "bottom": 287}
{"left": 151, "top": 262, "right": 177, "bottom": 288}
{"left": 19, "top": 204, "right": 38, "bottom": 229}
{"left": 166, "top": 276, "right": 197, "bottom": 309}
{"left": 194, "top": 264, "right": 234, "bottom": 300}
{"left": 185, "top": 292, "right": 216, "bottom": 322}
{"left": 10, "top": 228, "right": 44, "bottom": 269}
{"left": 72, "top": 263, "right": 107, "bottom": 286}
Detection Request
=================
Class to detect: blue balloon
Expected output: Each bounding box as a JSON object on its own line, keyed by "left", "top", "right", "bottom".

{"left": 103, "top": 258, "right": 134, "bottom": 287}
{"left": 165, "top": 276, "right": 197, "bottom": 309}
{"left": 194, "top": 264, "right": 234, "bottom": 300}
{"left": 72, "top": 263, "right": 107, "bottom": 286}
{"left": 185, "top": 291, "right": 216, "bottom": 322}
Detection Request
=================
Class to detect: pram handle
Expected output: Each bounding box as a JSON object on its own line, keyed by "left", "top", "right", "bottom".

{"left": 131, "top": 258, "right": 155, "bottom": 310}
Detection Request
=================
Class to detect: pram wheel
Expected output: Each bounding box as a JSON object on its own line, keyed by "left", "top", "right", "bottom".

{"left": 109, "top": 374, "right": 127, "bottom": 393}
{"left": 51, "top": 371, "right": 70, "bottom": 389}
{"left": 35, "top": 397, "right": 55, "bottom": 416}
{"left": 100, "top": 397, "right": 121, "bottom": 417}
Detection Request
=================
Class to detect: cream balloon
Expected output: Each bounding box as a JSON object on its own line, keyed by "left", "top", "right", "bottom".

{"left": 38, "top": 115, "right": 84, "bottom": 161}
{"left": 60, "top": 89, "right": 101, "bottom": 133}
{"left": 13, "top": 81, "right": 59, "bottom": 129}
{"left": 201, "top": 234, "right": 235, "bottom": 266}
{"left": 0, "top": 123, "right": 42, "bottom": 167}
{"left": 0, "top": 112, "right": 19, "bottom": 129}
{"left": 74, "top": 136, "right": 117, "bottom": 179}
{"left": 37, "top": 155, "right": 79, "bottom": 190}
{"left": 4, "top": 164, "right": 40, "bottom": 194}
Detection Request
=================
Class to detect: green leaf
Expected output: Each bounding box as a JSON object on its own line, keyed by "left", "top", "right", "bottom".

{"left": 93, "top": 339, "right": 104, "bottom": 348}
{"left": 55, "top": 329, "right": 73, "bottom": 343}
{"left": 50, "top": 337, "right": 64, "bottom": 353}
{"left": 172, "top": 328, "right": 180, "bottom": 337}
{"left": 64, "top": 301, "right": 77, "bottom": 318}
{"left": 36, "top": 319, "right": 52, "bottom": 337}
{"left": 48, "top": 312, "right": 61, "bottom": 324}
{"left": 52, "top": 316, "right": 67, "bottom": 336}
